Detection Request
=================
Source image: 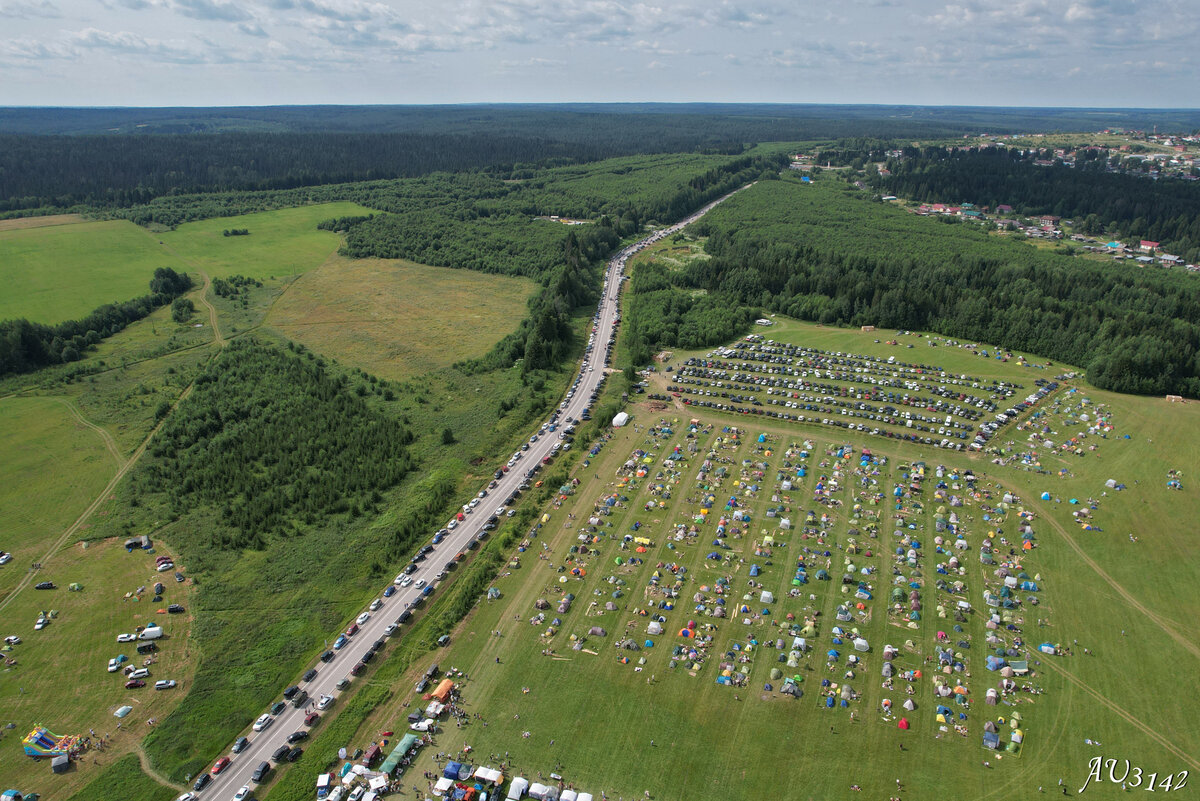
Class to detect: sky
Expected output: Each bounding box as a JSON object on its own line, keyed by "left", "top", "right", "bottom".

{"left": 1, "top": 0, "right": 1197, "bottom": 107}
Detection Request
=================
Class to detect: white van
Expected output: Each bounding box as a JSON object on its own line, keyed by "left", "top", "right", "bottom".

{"left": 138, "top": 626, "right": 164, "bottom": 640}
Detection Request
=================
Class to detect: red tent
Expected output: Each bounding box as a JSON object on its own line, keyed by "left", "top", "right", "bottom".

{"left": 898, "top": 718, "right": 910, "bottom": 730}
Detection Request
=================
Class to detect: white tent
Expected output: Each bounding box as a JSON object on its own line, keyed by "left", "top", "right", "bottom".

{"left": 475, "top": 767, "right": 503, "bottom": 785}
{"left": 562, "top": 791, "right": 579, "bottom": 801}
{"left": 647, "top": 621, "right": 663, "bottom": 635}
{"left": 529, "top": 782, "right": 550, "bottom": 800}
{"left": 507, "top": 777, "right": 530, "bottom": 800}
{"left": 853, "top": 637, "right": 870, "bottom": 652}
{"left": 780, "top": 518, "right": 791, "bottom": 529}
{"left": 902, "top": 698, "right": 916, "bottom": 711}
{"left": 612, "top": 412, "right": 629, "bottom": 428}
{"left": 760, "top": 590, "right": 774, "bottom": 604}
{"left": 435, "top": 777, "right": 455, "bottom": 796}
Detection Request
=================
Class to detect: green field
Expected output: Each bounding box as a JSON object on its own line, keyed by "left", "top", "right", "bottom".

{"left": 310, "top": 318, "right": 1200, "bottom": 801}
{"left": 0, "top": 220, "right": 176, "bottom": 324}
{"left": 158, "top": 202, "right": 378, "bottom": 280}
{"left": 0, "top": 396, "right": 119, "bottom": 600}
{"left": 266, "top": 256, "right": 538, "bottom": 380}
{"left": 0, "top": 538, "right": 196, "bottom": 799}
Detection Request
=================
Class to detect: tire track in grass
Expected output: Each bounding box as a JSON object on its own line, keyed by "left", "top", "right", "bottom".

{"left": 1039, "top": 658, "right": 1199, "bottom": 771}
{"left": 54, "top": 396, "right": 124, "bottom": 467}
{"left": 1031, "top": 500, "right": 1200, "bottom": 662}
{"left": 0, "top": 381, "right": 195, "bottom": 615}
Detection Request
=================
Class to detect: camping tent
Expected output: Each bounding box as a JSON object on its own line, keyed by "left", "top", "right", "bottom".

{"left": 508, "top": 777, "right": 530, "bottom": 800}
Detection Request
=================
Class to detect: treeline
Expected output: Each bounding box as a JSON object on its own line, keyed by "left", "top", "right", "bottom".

{"left": 869, "top": 146, "right": 1200, "bottom": 261}
{"left": 211, "top": 274, "right": 262, "bottom": 298}
{"left": 141, "top": 339, "right": 414, "bottom": 547}
{"left": 316, "top": 214, "right": 374, "bottom": 232}
{"left": 0, "top": 266, "right": 192, "bottom": 375}
{"left": 684, "top": 178, "right": 1200, "bottom": 396}
{"left": 0, "top": 132, "right": 595, "bottom": 212}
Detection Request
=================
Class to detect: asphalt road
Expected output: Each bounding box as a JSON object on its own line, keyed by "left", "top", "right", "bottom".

{"left": 195, "top": 186, "right": 749, "bottom": 801}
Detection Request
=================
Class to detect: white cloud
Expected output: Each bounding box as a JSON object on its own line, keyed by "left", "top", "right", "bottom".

{"left": 0, "top": 0, "right": 60, "bottom": 18}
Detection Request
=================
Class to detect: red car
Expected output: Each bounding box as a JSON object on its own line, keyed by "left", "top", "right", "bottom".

{"left": 211, "top": 756, "right": 231, "bottom": 775}
{"left": 350, "top": 662, "right": 365, "bottom": 676}
{"left": 346, "top": 623, "right": 359, "bottom": 637}
{"left": 304, "top": 711, "right": 320, "bottom": 726}
{"left": 124, "top": 679, "right": 146, "bottom": 689}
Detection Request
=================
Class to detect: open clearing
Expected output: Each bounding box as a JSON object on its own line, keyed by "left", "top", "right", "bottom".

{"left": 267, "top": 256, "right": 537, "bottom": 381}
{"left": 157, "top": 202, "right": 378, "bottom": 280}
{"left": 328, "top": 318, "right": 1198, "bottom": 801}
{"left": 0, "top": 219, "right": 185, "bottom": 324}
{"left": 0, "top": 538, "right": 196, "bottom": 799}
{"left": 0, "top": 396, "right": 119, "bottom": 601}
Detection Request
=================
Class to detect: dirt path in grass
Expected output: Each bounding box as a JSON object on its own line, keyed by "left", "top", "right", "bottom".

{"left": 0, "top": 381, "right": 194, "bottom": 616}
{"left": 195, "top": 270, "right": 223, "bottom": 346}
{"left": 1030, "top": 501, "right": 1200, "bottom": 662}
{"left": 55, "top": 396, "right": 125, "bottom": 467}
{"left": 134, "top": 742, "right": 188, "bottom": 792}
{"left": 1040, "top": 658, "right": 1199, "bottom": 770}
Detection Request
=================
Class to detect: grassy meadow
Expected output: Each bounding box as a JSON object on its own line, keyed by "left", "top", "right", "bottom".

{"left": 0, "top": 539, "right": 197, "bottom": 798}
{"left": 0, "top": 219, "right": 178, "bottom": 324}
{"left": 266, "top": 256, "right": 537, "bottom": 380}
{"left": 157, "top": 202, "right": 378, "bottom": 280}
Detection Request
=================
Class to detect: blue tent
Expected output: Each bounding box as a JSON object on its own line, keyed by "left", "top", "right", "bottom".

{"left": 749, "top": 564, "right": 760, "bottom": 577}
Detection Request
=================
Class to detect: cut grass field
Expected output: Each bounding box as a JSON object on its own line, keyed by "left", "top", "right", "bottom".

{"left": 0, "top": 396, "right": 119, "bottom": 601}
{"left": 324, "top": 317, "right": 1199, "bottom": 801}
{"left": 0, "top": 219, "right": 181, "bottom": 324}
{"left": 0, "top": 539, "right": 196, "bottom": 799}
{"left": 157, "top": 202, "right": 378, "bottom": 281}
{"left": 266, "top": 256, "right": 537, "bottom": 380}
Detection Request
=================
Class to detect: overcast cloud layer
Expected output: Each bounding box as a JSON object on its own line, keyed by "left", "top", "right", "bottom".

{"left": 1, "top": 0, "right": 1195, "bottom": 107}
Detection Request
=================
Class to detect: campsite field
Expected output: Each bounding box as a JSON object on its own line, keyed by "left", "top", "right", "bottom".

{"left": 0, "top": 219, "right": 184, "bottom": 324}
{"left": 329, "top": 318, "right": 1200, "bottom": 801}
{"left": 266, "top": 256, "right": 538, "bottom": 381}
{"left": 0, "top": 538, "right": 197, "bottom": 799}
{"left": 156, "top": 202, "right": 378, "bottom": 281}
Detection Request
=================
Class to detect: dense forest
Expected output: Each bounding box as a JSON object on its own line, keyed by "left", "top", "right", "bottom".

{"left": 8, "top": 103, "right": 1198, "bottom": 215}
{"left": 0, "top": 266, "right": 192, "bottom": 376}
{"left": 641, "top": 177, "right": 1200, "bottom": 396}
{"left": 140, "top": 339, "right": 414, "bottom": 548}
{"left": 867, "top": 146, "right": 1200, "bottom": 261}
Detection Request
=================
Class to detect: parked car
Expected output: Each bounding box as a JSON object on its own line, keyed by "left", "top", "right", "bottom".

{"left": 174, "top": 571, "right": 185, "bottom": 583}
{"left": 192, "top": 773, "right": 212, "bottom": 792}
{"left": 383, "top": 623, "right": 398, "bottom": 637}
{"left": 437, "top": 634, "right": 451, "bottom": 647}
{"left": 382, "top": 585, "right": 396, "bottom": 598}
{"left": 333, "top": 634, "right": 348, "bottom": 650}
{"left": 124, "top": 679, "right": 146, "bottom": 689}
{"left": 286, "top": 730, "right": 309, "bottom": 744}
{"left": 356, "top": 612, "right": 370, "bottom": 626}
{"left": 210, "top": 756, "right": 231, "bottom": 775}
{"left": 154, "top": 679, "right": 176, "bottom": 690}
{"left": 250, "top": 760, "right": 271, "bottom": 782}
{"left": 302, "top": 667, "right": 317, "bottom": 682}
{"left": 233, "top": 784, "right": 252, "bottom": 801}
{"left": 128, "top": 668, "right": 150, "bottom": 680}
{"left": 350, "top": 662, "right": 365, "bottom": 676}
{"left": 34, "top": 581, "right": 55, "bottom": 590}
{"left": 316, "top": 694, "right": 334, "bottom": 710}
{"left": 336, "top": 677, "right": 351, "bottom": 690}
{"left": 287, "top": 746, "right": 303, "bottom": 762}
{"left": 368, "top": 599, "right": 382, "bottom": 612}
{"left": 304, "top": 711, "right": 320, "bottom": 725}
{"left": 117, "top": 633, "right": 137, "bottom": 643}
{"left": 320, "top": 649, "right": 335, "bottom": 662}
{"left": 231, "top": 736, "right": 249, "bottom": 754}
{"left": 167, "top": 604, "right": 185, "bottom": 614}
{"left": 271, "top": 745, "right": 291, "bottom": 762}
{"left": 253, "top": 713, "right": 273, "bottom": 732}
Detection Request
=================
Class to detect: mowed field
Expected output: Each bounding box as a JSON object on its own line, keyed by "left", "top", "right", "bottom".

{"left": 157, "top": 202, "right": 378, "bottom": 280}
{"left": 330, "top": 318, "right": 1199, "bottom": 801}
{"left": 0, "top": 396, "right": 120, "bottom": 601}
{"left": 0, "top": 220, "right": 176, "bottom": 324}
{"left": 0, "top": 539, "right": 197, "bottom": 799}
{"left": 266, "top": 256, "right": 537, "bottom": 381}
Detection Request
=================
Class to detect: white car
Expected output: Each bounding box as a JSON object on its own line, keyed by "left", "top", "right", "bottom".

{"left": 156, "top": 562, "right": 175, "bottom": 572}
{"left": 175, "top": 794, "right": 198, "bottom": 801}
{"left": 356, "top": 612, "right": 370, "bottom": 626}
{"left": 447, "top": 520, "right": 458, "bottom": 530}
{"left": 410, "top": 718, "right": 437, "bottom": 732}
{"left": 155, "top": 679, "right": 177, "bottom": 690}
{"left": 383, "top": 624, "right": 398, "bottom": 637}
{"left": 129, "top": 667, "right": 150, "bottom": 680}
{"left": 117, "top": 633, "right": 137, "bottom": 643}
{"left": 107, "top": 657, "right": 123, "bottom": 672}
{"left": 4, "top": 635, "right": 21, "bottom": 645}
{"left": 253, "top": 713, "right": 273, "bottom": 732}
{"left": 316, "top": 694, "right": 334, "bottom": 710}
{"left": 34, "top": 615, "right": 47, "bottom": 630}
{"left": 398, "top": 576, "right": 413, "bottom": 588}
{"left": 414, "top": 579, "right": 426, "bottom": 589}
{"left": 368, "top": 599, "right": 382, "bottom": 612}
{"left": 233, "top": 784, "right": 252, "bottom": 800}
